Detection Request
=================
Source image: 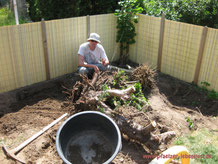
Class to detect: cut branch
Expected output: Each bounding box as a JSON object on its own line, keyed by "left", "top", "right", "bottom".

{"left": 106, "top": 86, "right": 135, "bottom": 100}
{"left": 150, "top": 131, "right": 176, "bottom": 144}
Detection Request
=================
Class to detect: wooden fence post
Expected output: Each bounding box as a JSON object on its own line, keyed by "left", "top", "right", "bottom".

{"left": 41, "top": 19, "right": 50, "bottom": 80}
{"left": 86, "top": 15, "right": 90, "bottom": 39}
{"left": 193, "top": 26, "right": 208, "bottom": 84}
{"left": 157, "top": 14, "right": 165, "bottom": 71}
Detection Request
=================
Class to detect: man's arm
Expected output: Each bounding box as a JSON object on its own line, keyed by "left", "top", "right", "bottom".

{"left": 78, "top": 54, "right": 99, "bottom": 72}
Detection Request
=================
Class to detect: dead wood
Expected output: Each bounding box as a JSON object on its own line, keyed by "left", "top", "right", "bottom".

{"left": 68, "top": 72, "right": 158, "bottom": 144}
{"left": 81, "top": 73, "right": 98, "bottom": 95}
{"left": 76, "top": 89, "right": 157, "bottom": 143}
{"left": 150, "top": 131, "right": 176, "bottom": 144}
{"left": 131, "top": 64, "right": 156, "bottom": 90}
{"left": 66, "top": 70, "right": 174, "bottom": 146}
{"left": 116, "top": 115, "right": 157, "bottom": 143}
{"left": 105, "top": 86, "right": 135, "bottom": 100}
{"left": 90, "top": 72, "right": 98, "bottom": 87}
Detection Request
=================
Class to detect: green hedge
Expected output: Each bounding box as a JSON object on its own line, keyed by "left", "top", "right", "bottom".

{"left": 26, "top": 0, "right": 218, "bottom": 28}
{"left": 26, "top": 0, "right": 120, "bottom": 21}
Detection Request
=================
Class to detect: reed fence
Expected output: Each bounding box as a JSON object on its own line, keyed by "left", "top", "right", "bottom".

{"left": 0, "top": 13, "right": 217, "bottom": 93}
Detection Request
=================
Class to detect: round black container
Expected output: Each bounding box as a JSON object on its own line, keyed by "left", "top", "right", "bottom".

{"left": 56, "top": 111, "right": 122, "bottom": 164}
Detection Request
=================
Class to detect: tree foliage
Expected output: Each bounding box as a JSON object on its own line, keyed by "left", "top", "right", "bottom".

{"left": 141, "top": 0, "right": 218, "bottom": 28}
{"left": 26, "top": 0, "right": 120, "bottom": 21}
{"left": 26, "top": 0, "right": 218, "bottom": 28}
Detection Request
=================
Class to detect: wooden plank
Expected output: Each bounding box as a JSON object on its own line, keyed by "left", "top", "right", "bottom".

{"left": 193, "top": 27, "right": 208, "bottom": 84}
{"left": 86, "top": 15, "right": 90, "bottom": 39}
{"left": 157, "top": 14, "right": 165, "bottom": 71}
{"left": 41, "top": 19, "right": 50, "bottom": 80}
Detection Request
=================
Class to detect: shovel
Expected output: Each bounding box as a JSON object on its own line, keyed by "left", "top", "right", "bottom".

{"left": 2, "top": 113, "right": 68, "bottom": 163}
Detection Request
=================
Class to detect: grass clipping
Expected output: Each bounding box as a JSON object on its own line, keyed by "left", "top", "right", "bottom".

{"left": 130, "top": 64, "right": 156, "bottom": 91}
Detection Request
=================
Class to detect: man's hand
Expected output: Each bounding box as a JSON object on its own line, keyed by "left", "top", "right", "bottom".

{"left": 102, "top": 58, "right": 105, "bottom": 65}
{"left": 93, "top": 65, "right": 100, "bottom": 73}
{"left": 102, "top": 58, "right": 109, "bottom": 66}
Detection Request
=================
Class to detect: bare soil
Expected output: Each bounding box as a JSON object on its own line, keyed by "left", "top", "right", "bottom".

{"left": 0, "top": 70, "right": 217, "bottom": 164}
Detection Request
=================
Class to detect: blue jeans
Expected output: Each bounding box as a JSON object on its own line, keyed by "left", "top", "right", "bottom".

{"left": 77, "top": 63, "right": 110, "bottom": 74}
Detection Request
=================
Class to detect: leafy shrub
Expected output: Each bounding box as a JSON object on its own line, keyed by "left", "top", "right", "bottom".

{"left": 175, "top": 0, "right": 218, "bottom": 28}
{"left": 141, "top": 0, "right": 218, "bottom": 28}
{"left": 114, "top": 0, "right": 143, "bottom": 64}
{"left": 0, "top": 7, "right": 27, "bottom": 26}
{"left": 0, "top": 8, "right": 15, "bottom": 26}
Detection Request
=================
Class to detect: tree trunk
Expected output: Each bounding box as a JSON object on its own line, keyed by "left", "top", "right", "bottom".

{"left": 119, "top": 42, "right": 129, "bottom": 65}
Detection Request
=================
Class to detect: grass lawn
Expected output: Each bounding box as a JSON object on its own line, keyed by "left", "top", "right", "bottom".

{"left": 173, "top": 128, "right": 218, "bottom": 164}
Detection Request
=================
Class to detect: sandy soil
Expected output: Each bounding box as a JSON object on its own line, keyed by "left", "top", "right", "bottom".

{"left": 0, "top": 71, "right": 217, "bottom": 164}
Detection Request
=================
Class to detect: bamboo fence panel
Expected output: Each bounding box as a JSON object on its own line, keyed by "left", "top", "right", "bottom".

{"left": 90, "top": 14, "right": 118, "bottom": 62}
{"left": 130, "top": 14, "right": 160, "bottom": 68}
{"left": 46, "top": 16, "right": 87, "bottom": 78}
{"left": 0, "top": 23, "right": 46, "bottom": 93}
{"left": 0, "top": 14, "right": 218, "bottom": 93}
{"left": 161, "top": 20, "right": 203, "bottom": 83}
{"left": 198, "top": 28, "right": 218, "bottom": 91}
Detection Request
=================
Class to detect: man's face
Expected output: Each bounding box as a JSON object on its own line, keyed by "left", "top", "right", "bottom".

{"left": 89, "top": 40, "right": 98, "bottom": 50}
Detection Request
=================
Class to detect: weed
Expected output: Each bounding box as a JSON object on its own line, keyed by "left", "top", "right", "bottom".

{"left": 100, "top": 108, "right": 105, "bottom": 113}
{"left": 97, "top": 105, "right": 105, "bottom": 113}
{"left": 109, "top": 96, "right": 122, "bottom": 109}
{"left": 200, "top": 81, "right": 210, "bottom": 92}
{"left": 113, "top": 98, "right": 122, "bottom": 109}
{"left": 186, "top": 117, "right": 194, "bottom": 130}
{"left": 208, "top": 90, "right": 218, "bottom": 99}
{"left": 102, "top": 82, "right": 148, "bottom": 110}
{"left": 98, "top": 91, "right": 110, "bottom": 102}
{"left": 112, "top": 70, "right": 128, "bottom": 87}
{"left": 199, "top": 81, "right": 218, "bottom": 100}
{"left": 101, "top": 84, "right": 110, "bottom": 91}
{"left": 101, "top": 72, "right": 149, "bottom": 111}
{"left": 98, "top": 84, "right": 110, "bottom": 101}
{"left": 126, "top": 82, "right": 148, "bottom": 110}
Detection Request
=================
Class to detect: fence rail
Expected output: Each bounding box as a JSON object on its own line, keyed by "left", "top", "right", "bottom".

{"left": 0, "top": 13, "right": 217, "bottom": 93}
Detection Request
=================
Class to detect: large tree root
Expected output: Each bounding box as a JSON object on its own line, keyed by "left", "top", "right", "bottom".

{"left": 83, "top": 96, "right": 157, "bottom": 143}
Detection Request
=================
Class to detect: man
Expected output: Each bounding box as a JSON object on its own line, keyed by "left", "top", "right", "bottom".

{"left": 77, "top": 33, "right": 110, "bottom": 75}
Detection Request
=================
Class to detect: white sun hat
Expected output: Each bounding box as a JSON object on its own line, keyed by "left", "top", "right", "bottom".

{"left": 87, "top": 33, "right": 101, "bottom": 43}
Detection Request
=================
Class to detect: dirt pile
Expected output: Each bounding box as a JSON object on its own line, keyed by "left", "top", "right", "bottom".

{"left": 0, "top": 65, "right": 217, "bottom": 164}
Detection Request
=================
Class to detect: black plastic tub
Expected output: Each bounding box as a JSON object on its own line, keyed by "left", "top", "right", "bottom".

{"left": 56, "top": 111, "right": 122, "bottom": 164}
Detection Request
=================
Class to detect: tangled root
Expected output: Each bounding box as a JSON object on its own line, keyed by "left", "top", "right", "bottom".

{"left": 131, "top": 64, "right": 156, "bottom": 91}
